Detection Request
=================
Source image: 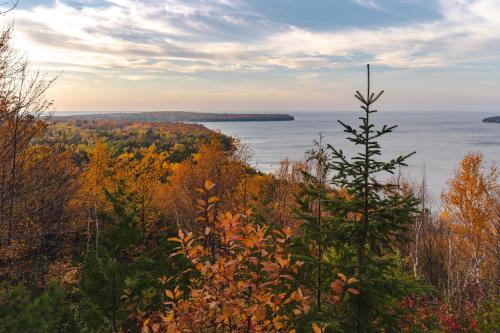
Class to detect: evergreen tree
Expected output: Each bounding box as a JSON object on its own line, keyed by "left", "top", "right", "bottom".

{"left": 79, "top": 180, "right": 186, "bottom": 332}
{"left": 80, "top": 181, "right": 143, "bottom": 332}
{"left": 0, "top": 283, "right": 78, "bottom": 333}
{"left": 326, "top": 65, "right": 419, "bottom": 332}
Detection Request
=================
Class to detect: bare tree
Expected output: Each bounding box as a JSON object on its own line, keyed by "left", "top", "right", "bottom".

{"left": 0, "top": 25, "right": 55, "bottom": 244}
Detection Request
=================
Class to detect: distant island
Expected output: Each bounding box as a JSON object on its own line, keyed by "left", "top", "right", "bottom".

{"left": 482, "top": 116, "right": 500, "bottom": 123}
{"left": 55, "top": 111, "right": 295, "bottom": 122}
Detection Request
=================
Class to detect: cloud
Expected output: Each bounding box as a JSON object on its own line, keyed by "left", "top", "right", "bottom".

{"left": 351, "top": 0, "right": 379, "bottom": 9}
{"left": 259, "top": 0, "right": 500, "bottom": 68}
{"left": 1, "top": 0, "right": 500, "bottom": 77}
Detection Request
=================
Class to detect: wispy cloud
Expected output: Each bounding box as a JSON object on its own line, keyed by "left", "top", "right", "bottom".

{"left": 351, "top": 0, "right": 379, "bottom": 9}
{"left": 2, "top": 0, "right": 500, "bottom": 80}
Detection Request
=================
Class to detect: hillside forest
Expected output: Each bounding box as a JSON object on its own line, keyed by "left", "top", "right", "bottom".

{"left": 0, "top": 26, "right": 499, "bottom": 333}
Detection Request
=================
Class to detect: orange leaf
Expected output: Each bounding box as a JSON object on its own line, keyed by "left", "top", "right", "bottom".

{"left": 165, "top": 290, "right": 175, "bottom": 299}
{"left": 167, "top": 237, "right": 182, "bottom": 243}
{"left": 247, "top": 304, "right": 258, "bottom": 315}
{"left": 243, "top": 239, "right": 254, "bottom": 248}
{"left": 347, "top": 288, "right": 360, "bottom": 295}
{"left": 204, "top": 180, "right": 215, "bottom": 191}
{"left": 208, "top": 196, "right": 219, "bottom": 203}
{"left": 166, "top": 324, "right": 176, "bottom": 333}
{"left": 174, "top": 286, "right": 182, "bottom": 298}
{"left": 331, "top": 295, "right": 340, "bottom": 302}
{"left": 256, "top": 305, "right": 267, "bottom": 321}
{"left": 330, "top": 280, "right": 344, "bottom": 295}
{"left": 348, "top": 277, "right": 359, "bottom": 284}
{"left": 312, "top": 322, "right": 323, "bottom": 333}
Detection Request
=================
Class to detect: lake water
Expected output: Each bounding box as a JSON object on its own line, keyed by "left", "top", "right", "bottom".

{"left": 201, "top": 111, "right": 500, "bottom": 198}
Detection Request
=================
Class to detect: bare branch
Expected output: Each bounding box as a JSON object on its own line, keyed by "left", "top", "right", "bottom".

{"left": 0, "top": 0, "right": 18, "bottom": 15}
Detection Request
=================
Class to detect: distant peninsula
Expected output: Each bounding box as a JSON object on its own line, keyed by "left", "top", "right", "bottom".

{"left": 482, "top": 116, "right": 500, "bottom": 124}
{"left": 56, "top": 111, "right": 295, "bottom": 122}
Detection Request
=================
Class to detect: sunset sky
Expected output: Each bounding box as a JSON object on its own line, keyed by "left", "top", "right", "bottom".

{"left": 1, "top": 0, "right": 500, "bottom": 112}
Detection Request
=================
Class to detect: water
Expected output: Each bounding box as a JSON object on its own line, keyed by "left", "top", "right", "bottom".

{"left": 201, "top": 111, "right": 500, "bottom": 198}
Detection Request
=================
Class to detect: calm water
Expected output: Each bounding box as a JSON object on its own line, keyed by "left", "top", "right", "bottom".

{"left": 201, "top": 111, "right": 500, "bottom": 197}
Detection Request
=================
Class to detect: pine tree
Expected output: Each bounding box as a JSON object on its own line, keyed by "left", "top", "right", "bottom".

{"left": 327, "top": 65, "right": 418, "bottom": 332}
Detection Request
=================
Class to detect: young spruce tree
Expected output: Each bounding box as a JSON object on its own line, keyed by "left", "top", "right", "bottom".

{"left": 326, "top": 65, "right": 419, "bottom": 332}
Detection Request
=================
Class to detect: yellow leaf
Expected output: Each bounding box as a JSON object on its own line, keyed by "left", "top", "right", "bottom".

{"left": 165, "top": 290, "right": 175, "bottom": 299}
{"left": 204, "top": 180, "right": 215, "bottom": 191}
{"left": 312, "top": 322, "right": 323, "bottom": 333}
{"left": 297, "top": 287, "right": 303, "bottom": 300}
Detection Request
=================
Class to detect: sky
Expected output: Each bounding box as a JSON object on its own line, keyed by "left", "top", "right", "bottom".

{"left": 1, "top": 0, "right": 500, "bottom": 112}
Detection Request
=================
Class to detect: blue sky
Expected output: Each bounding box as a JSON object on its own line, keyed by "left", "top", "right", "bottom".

{"left": 1, "top": 0, "right": 500, "bottom": 112}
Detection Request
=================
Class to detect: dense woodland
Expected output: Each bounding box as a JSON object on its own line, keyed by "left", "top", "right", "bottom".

{"left": 0, "top": 26, "right": 499, "bottom": 333}
{"left": 55, "top": 112, "right": 294, "bottom": 123}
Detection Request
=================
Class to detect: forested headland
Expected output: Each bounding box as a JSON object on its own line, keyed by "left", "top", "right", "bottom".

{"left": 483, "top": 116, "right": 500, "bottom": 124}
{"left": 0, "top": 25, "right": 499, "bottom": 333}
{"left": 56, "top": 111, "right": 295, "bottom": 123}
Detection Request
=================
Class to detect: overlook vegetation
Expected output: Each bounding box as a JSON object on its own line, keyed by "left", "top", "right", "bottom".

{"left": 0, "top": 27, "right": 499, "bottom": 333}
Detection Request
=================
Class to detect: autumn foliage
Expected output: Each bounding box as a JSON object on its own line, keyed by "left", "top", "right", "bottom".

{"left": 0, "top": 25, "right": 498, "bottom": 333}
{"left": 144, "top": 182, "right": 305, "bottom": 332}
{"left": 441, "top": 152, "right": 499, "bottom": 304}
